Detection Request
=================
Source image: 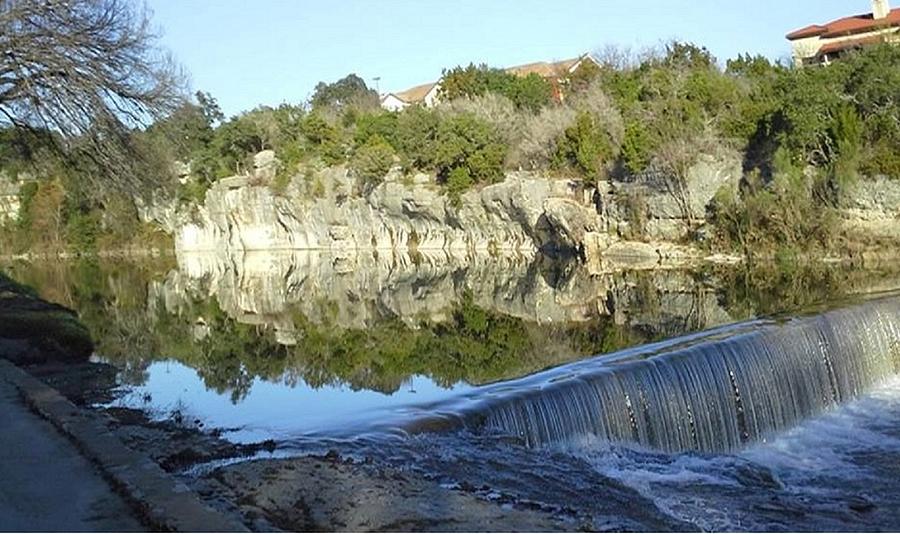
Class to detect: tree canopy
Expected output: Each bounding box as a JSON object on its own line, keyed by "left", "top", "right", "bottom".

{"left": 0, "top": 0, "right": 185, "bottom": 192}
{"left": 310, "top": 74, "right": 379, "bottom": 112}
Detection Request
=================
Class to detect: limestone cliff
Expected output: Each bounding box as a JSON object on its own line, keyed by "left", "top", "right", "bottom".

{"left": 162, "top": 150, "right": 747, "bottom": 268}
{"left": 840, "top": 177, "right": 900, "bottom": 241}
{"left": 174, "top": 168, "right": 596, "bottom": 257}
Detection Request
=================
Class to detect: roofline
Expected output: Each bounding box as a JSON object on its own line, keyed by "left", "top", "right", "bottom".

{"left": 821, "top": 18, "right": 900, "bottom": 38}
{"left": 787, "top": 8, "right": 900, "bottom": 40}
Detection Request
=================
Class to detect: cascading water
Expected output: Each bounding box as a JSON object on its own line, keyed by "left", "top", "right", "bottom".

{"left": 409, "top": 296, "right": 900, "bottom": 453}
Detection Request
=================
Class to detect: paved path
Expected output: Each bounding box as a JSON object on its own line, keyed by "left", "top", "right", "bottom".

{"left": 0, "top": 376, "right": 144, "bottom": 532}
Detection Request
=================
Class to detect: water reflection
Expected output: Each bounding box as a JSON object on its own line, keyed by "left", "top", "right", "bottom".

{"left": 3, "top": 251, "right": 900, "bottom": 436}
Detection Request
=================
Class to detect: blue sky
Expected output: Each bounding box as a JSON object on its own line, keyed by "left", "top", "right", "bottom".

{"left": 148, "top": 0, "right": 867, "bottom": 117}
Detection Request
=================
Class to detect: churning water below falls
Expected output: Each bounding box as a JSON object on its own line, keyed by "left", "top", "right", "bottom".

{"left": 109, "top": 291, "right": 900, "bottom": 530}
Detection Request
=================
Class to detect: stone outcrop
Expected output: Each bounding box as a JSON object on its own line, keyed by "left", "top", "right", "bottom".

{"left": 175, "top": 167, "right": 599, "bottom": 257}
{"left": 840, "top": 177, "right": 900, "bottom": 241}
{"left": 166, "top": 153, "right": 748, "bottom": 270}
{"left": 601, "top": 149, "right": 743, "bottom": 241}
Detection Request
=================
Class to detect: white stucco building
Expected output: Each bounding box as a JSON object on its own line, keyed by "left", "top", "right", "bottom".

{"left": 380, "top": 82, "right": 442, "bottom": 111}
{"left": 787, "top": 0, "right": 900, "bottom": 66}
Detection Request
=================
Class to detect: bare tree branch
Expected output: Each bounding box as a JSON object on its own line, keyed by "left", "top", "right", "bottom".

{"left": 0, "top": 0, "right": 186, "bottom": 194}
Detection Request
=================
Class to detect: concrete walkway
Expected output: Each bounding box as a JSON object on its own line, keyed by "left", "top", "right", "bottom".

{"left": 0, "top": 376, "right": 144, "bottom": 532}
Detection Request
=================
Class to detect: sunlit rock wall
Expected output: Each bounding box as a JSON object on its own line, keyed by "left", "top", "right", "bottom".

{"left": 0, "top": 176, "right": 22, "bottom": 225}
{"left": 174, "top": 168, "right": 599, "bottom": 256}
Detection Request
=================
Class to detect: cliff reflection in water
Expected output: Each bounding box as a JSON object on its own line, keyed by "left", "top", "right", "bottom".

{"left": 142, "top": 250, "right": 732, "bottom": 400}
{"left": 5, "top": 252, "right": 900, "bottom": 404}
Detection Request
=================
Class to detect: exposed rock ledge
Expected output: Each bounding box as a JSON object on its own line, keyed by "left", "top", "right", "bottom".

{"left": 143, "top": 151, "right": 746, "bottom": 268}
{"left": 174, "top": 169, "right": 596, "bottom": 256}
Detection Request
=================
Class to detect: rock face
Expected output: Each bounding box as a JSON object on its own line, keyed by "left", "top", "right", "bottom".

{"left": 841, "top": 177, "right": 900, "bottom": 241}
{"left": 602, "top": 149, "right": 743, "bottom": 241}
{"left": 175, "top": 167, "right": 599, "bottom": 257}
{"left": 0, "top": 176, "right": 22, "bottom": 225}
{"left": 163, "top": 152, "right": 758, "bottom": 270}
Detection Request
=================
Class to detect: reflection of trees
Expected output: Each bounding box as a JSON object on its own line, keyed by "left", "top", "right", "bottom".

{"left": 713, "top": 261, "right": 900, "bottom": 319}
{"left": 118, "top": 289, "right": 651, "bottom": 399}
{"left": 9, "top": 258, "right": 899, "bottom": 403}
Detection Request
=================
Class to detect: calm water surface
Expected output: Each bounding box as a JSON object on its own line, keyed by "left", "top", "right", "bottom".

{"left": 6, "top": 252, "right": 900, "bottom": 530}
{"left": 4, "top": 252, "right": 899, "bottom": 442}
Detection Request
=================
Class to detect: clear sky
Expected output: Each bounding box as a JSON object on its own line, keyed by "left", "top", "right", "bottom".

{"left": 147, "top": 0, "right": 869, "bottom": 117}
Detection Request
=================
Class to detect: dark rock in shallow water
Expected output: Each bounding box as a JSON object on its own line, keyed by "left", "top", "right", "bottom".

{"left": 0, "top": 272, "right": 93, "bottom": 364}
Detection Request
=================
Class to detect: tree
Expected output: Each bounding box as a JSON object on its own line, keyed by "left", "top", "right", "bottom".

{"left": 554, "top": 111, "right": 615, "bottom": 177}
{"left": 349, "top": 134, "right": 395, "bottom": 190}
{"left": 0, "top": 0, "right": 185, "bottom": 193}
{"left": 439, "top": 63, "right": 553, "bottom": 111}
{"left": 310, "top": 74, "right": 379, "bottom": 112}
{"left": 433, "top": 113, "right": 506, "bottom": 184}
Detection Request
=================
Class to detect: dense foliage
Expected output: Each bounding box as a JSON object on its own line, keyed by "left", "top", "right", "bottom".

{"left": 3, "top": 42, "right": 900, "bottom": 256}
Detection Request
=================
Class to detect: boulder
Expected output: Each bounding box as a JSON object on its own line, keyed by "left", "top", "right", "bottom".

{"left": 538, "top": 198, "right": 600, "bottom": 253}
{"left": 253, "top": 150, "right": 279, "bottom": 183}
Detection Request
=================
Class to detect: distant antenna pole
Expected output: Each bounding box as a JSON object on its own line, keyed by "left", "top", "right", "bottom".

{"left": 373, "top": 76, "right": 381, "bottom": 94}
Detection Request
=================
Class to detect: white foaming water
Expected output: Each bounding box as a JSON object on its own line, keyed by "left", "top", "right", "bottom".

{"left": 567, "top": 375, "right": 900, "bottom": 531}
{"left": 741, "top": 374, "right": 900, "bottom": 476}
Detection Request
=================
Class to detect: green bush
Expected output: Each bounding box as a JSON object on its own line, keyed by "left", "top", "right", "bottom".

{"left": 394, "top": 106, "right": 440, "bottom": 169}
{"left": 349, "top": 134, "right": 395, "bottom": 189}
{"left": 433, "top": 113, "right": 507, "bottom": 184}
{"left": 354, "top": 112, "right": 400, "bottom": 147}
{"left": 553, "top": 111, "right": 616, "bottom": 177}
{"left": 445, "top": 167, "right": 473, "bottom": 206}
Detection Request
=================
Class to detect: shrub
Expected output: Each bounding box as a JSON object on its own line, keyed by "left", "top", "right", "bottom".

{"left": 440, "top": 93, "right": 523, "bottom": 145}
{"left": 349, "top": 134, "right": 396, "bottom": 189}
{"left": 621, "top": 120, "right": 654, "bottom": 174}
{"left": 354, "top": 112, "right": 400, "bottom": 147}
{"left": 509, "top": 106, "right": 577, "bottom": 170}
{"left": 553, "top": 111, "right": 618, "bottom": 178}
{"left": 394, "top": 106, "right": 440, "bottom": 169}
{"left": 439, "top": 64, "right": 553, "bottom": 111}
{"left": 301, "top": 112, "right": 345, "bottom": 167}
{"left": 506, "top": 73, "right": 554, "bottom": 112}
{"left": 570, "top": 82, "right": 625, "bottom": 148}
{"left": 708, "top": 151, "right": 840, "bottom": 256}
{"left": 432, "top": 113, "right": 507, "bottom": 184}
{"left": 445, "top": 167, "right": 473, "bottom": 206}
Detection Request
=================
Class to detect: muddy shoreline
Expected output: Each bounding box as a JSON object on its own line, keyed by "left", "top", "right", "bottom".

{"left": 27, "top": 360, "right": 639, "bottom": 532}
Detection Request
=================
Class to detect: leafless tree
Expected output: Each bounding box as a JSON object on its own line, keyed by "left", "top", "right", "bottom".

{"left": 650, "top": 131, "right": 722, "bottom": 233}
{"left": 0, "top": 0, "right": 185, "bottom": 193}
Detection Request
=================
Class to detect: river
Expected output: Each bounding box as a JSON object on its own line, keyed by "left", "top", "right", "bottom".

{"left": 4, "top": 252, "right": 900, "bottom": 530}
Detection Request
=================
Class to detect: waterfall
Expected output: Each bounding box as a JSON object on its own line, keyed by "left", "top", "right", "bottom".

{"left": 415, "top": 297, "right": 900, "bottom": 453}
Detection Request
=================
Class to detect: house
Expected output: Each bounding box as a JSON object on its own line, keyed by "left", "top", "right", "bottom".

{"left": 380, "top": 53, "right": 601, "bottom": 110}
{"left": 380, "top": 82, "right": 441, "bottom": 112}
{"left": 786, "top": 0, "right": 900, "bottom": 66}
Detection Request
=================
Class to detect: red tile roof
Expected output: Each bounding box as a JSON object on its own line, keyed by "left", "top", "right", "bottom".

{"left": 816, "top": 32, "right": 898, "bottom": 56}
{"left": 787, "top": 8, "right": 900, "bottom": 40}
